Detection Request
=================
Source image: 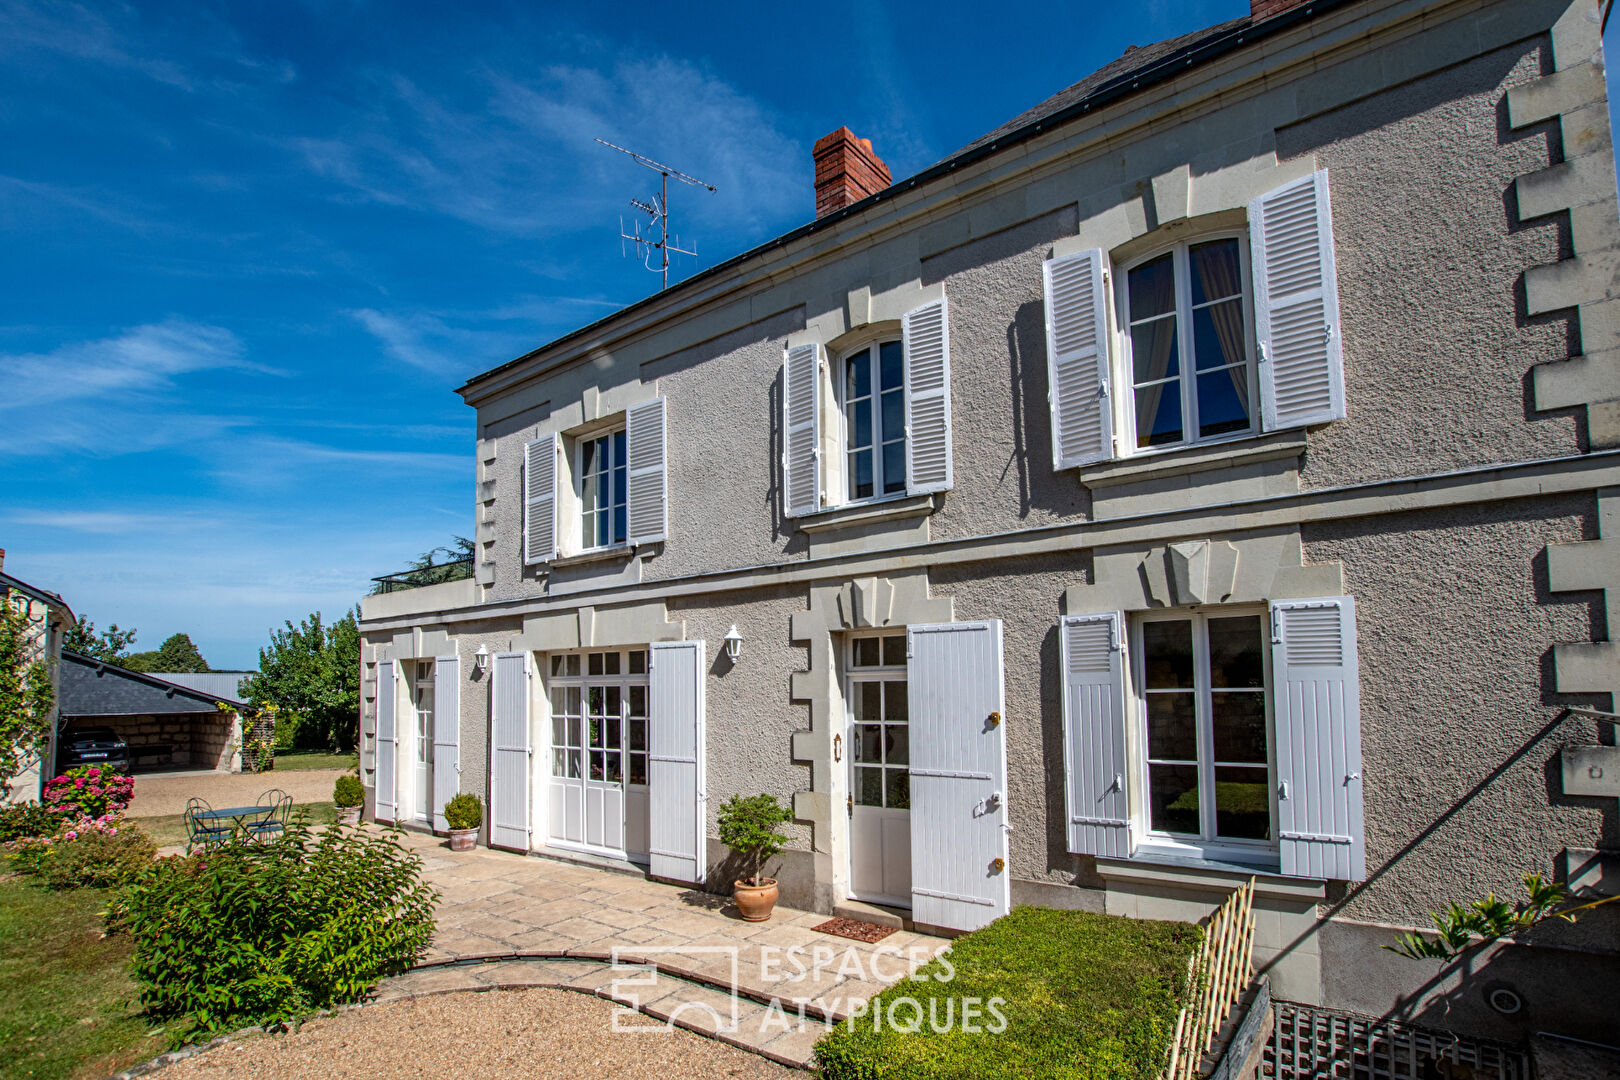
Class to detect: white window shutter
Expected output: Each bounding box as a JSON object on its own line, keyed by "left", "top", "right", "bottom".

{"left": 374, "top": 660, "right": 396, "bottom": 824}
{"left": 1271, "top": 596, "right": 1365, "bottom": 881}
{"left": 1250, "top": 169, "right": 1345, "bottom": 430}
{"left": 1060, "top": 612, "right": 1133, "bottom": 858}
{"left": 488, "top": 652, "right": 530, "bottom": 850}
{"left": 648, "top": 640, "right": 706, "bottom": 885}
{"left": 431, "top": 656, "right": 460, "bottom": 833}
{"left": 626, "top": 396, "right": 668, "bottom": 544}
{"left": 903, "top": 298, "right": 953, "bottom": 493}
{"left": 524, "top": 434, "right": 558, "bottom": 564}
{"left": 1043, "top": 249, "right": 1114, "bottom": 468}
{"left": 782, "top": 343, "right": 822, "bottom": 517}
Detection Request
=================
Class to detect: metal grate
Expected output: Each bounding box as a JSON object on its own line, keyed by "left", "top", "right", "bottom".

{"left": 1263, "top": 1002, "right": 1530, "bottom": 1080}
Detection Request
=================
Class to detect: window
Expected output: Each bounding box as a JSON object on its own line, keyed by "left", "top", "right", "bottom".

{"left": 578, "top": 429, "right": 627, "bottom": 551}
{"left": 547, "top": 649, "right": 648, "bottom": 786}
{"left": 1121, "top": 237, "right": 1255, "bottom": 451}
{"left": 1134, "top": 610, "right": 1273, "bottom": 854}
{"left": 839, "top": 339, "right": 906, "bottom": 502}
{"left": 849, "top": 632, "right": 909, "bottom": 810}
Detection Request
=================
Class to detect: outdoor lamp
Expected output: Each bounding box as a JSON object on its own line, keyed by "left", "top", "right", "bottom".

{"left": 474, "top": 643, "right": 491, "bottom": 672}
{"left": 723, "top": 625, "right": 743, "bottom": 663}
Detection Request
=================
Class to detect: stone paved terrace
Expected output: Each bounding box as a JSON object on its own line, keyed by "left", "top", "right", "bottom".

{"left": 375, "top": 831, "right": 953, "bottom": 1068}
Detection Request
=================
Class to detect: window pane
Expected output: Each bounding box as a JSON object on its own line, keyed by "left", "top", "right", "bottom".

{"left": 1192, "top": 299, "right": 1246, "bottom": 371}
{"left": 605, "top": 653, "right": 621, "bottom": 677}
{"left": 1131, "top": 316, "right": 1180, "bottom": 386}
{"left": 581, "top": 469, "right": 601, "bottom": 513}
{"left": 1197, "top": 369, "right": 1251, "bottom": 439}
{"left": 1141, "top": 621, "right": 1194, "bottom": 688}
{"left": 846, "top": 349, "right": 871, "bottom": 399}
{"left": 568, "top": 749, "right": 581, "bottom": 779}
{"left": 551, "top": 655, "right": 564, "bottom": 677}
{"left": 590, "top": 750, "right": 605, "bottom": 779}
{"left": 856, "top": 766, "right": 884, "bottom": 806}
{"left": 580, "top": 437, "right": 598, "bottom": 476}
{"left": 588, "top": 653, "right": 603, "bottom": 676}
{"left": 883, "top": 679, "right": 907, "bottom": 721}
{"left": 629, "top": 651, "right": 647, "bottom": 675}
{"left": 1149, "top": 764, "right": 1201, "bottom": 835}
{"left": 604, "top": 714, "right": 620, "bottom": 750}
{"left": 853, "top": 638, "right": 880, "bottom": 667}
{"left": 588, "top": 715, "right": 602, "bottom": 747}
{"left": 858, "top": 681, "right": 882, "bottom": 723}
{"left": 1146, "top": 691, "right": 1198, "bottom": 761}
{"left": 1190, "top": 239, "right": 1242, "bottom": 306}
{"left": 553, "top": 749, "right": 567, "bottom": 776}
{"left": 566, "top": 688, "right": 580, "bottom": 716}
{"left": 879, "top": 340, "right": 904, "bottom": 391}
{"left": 629, "top": 754, "right": 647, "bottom": 786}
{"left": 1134, "top": 381, "right": 1183, "bottom": 447}
{"left": 853, "top": 397, "right": 872, "bottom": 448}
{"left": 886, "top": 725, "right": 909, "bottom": 766}
{"left": 550, "top": 687, "right": 566, "bottom": 714}
{"left": 1211, "top": 692, "right": 1268, "bottom": 764}
{"left": 613, "top": 429, "right": 626, "bottom": 469}
{"left": 880, "top": 388, "right": 904, "bottom": 442}
{"left": 886, "top": 769, "right": 910, "bottom": 810}
{"left": 566, "top": 717, "right": 580, "bottom": 748}
{"left": 855, "top": 724, "right": 883, "bottom": 763}
{"left": 552, "top": 717, "right": 566, "bottom": 747}
{"left": 604, "top": 752, "right": 621, "bottom": 784}
{"left": 613, "top": 465, "right": 627, "bottom": 508}
{"left": 566, "top": 654, "right": 580, "bottom": 676}
{"left": 1214, "top": 766, "right": 1271, "bottom": 840}
{"left": 845, "top": 399, "right": 869, "bottom": 449}
{"left": 852, "top": 450, "right": 873, "bottom": 499}
{"left": 1128, "top": 253, "right": 1177, "bottom": 319}
{"left": 882, "top": 636, "right": 906, "bottom": 667}
{"left": 629, "top": 718, "right": 646, "bottom": 752}
{"left": 1208, "top": 616, "right": 1265, "bottom": 688}
{"left": 629, "top": 684, "right": 647, "bottom": 717}
{"left": 882, "top": 442, "right": 906, "bottom": 495}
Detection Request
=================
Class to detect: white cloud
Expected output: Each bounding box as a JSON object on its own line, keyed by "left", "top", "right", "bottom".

{"left": 0, "top": 319, "right": 251, "bottom": 411}
{"left": 351, "top": 308, "right": 525, "bottom": 378}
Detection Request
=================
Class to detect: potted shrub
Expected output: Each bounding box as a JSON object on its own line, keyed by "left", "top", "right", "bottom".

{"left": 717, "top": 793, "right": 793, "bottom": 921}
{"left": 333, "top": 775, "right": 363, "bottom": 825}
{"left": 444, "top": 793, "right": 482, "bottom": 851}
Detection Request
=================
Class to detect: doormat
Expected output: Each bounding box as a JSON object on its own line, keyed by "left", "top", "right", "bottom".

{"left": 811, "top": 917, "right": 896, "bottom": 943}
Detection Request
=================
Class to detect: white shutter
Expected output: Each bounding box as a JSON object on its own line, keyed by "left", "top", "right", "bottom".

{"left": 524, "top": 435, "right": 558, "bottom": 564}
{"left": 1250, "top": 170, "right": 1345, "bottom": 430}
{"left": 374, "top": 660, "right": 397, "bottom": 824}
{"left": 626, "top": 396, "right": 668, "bottom": 544}
{"left": 489, "top": 652, "right": 531, "bottom": 850}
{"left": 782, "top": 343, "right": 822, "bottom": 517}
{"left": 648, "top": 640, "right": 706, "bottom": 884}
{"left": 1043, "top": 249, "right": 1114, "bottom": 468}
{"left": 432, "top": 656, "right": 461, "bottom": 833}
{"left": 907, "top": 620, "right": 1009, "bottom": 932}
{"left": 1060, "top": 613, "right": 1133, "bottom": 858}
{"left": 1271, "top": 596, "right": 1364, "bottom": 881}
{"left": 903, "top": 298, "right": 953, "bottom": 493}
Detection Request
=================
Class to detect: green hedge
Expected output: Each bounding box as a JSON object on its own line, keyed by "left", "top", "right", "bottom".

{"left": 816, "top": 906, "right": 1200, "bottom": 1080}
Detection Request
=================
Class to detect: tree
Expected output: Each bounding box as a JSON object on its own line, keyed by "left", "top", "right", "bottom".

{"left": 0, "top": 603, "right": 56, "bottom": 798}
{"left": 370, "top": 537, "right": 475, "bottom": 594}
{"left": 124, "top": 632, "right": 210, "bottom": 674}
{"left": 63, "top": 616, "right": 138, "bottom": 663}
{"left": 243, "top": 608, "right": 361, "bottom": 752}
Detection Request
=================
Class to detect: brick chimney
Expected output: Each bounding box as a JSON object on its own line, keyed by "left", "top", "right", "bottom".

{"left": 1250, "top": 0, "right": 1309, "bottom": 20}
{"left": 813, "top": 127, "right": 892, "bottom": 219}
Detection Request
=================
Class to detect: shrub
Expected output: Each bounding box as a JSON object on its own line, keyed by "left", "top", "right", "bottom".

{"left": 9, "top": 819, "right": 157, "bottom": 889}
{"left": 118, "top": 814, "right": 437, "bottom": 1043}
{"left": 332, "top": 774, "right": 364, "bottom": 808}
{"left": 0, "top": 800, "right": 59, "bottom": 842}
{"left": 717, "top": 793, "right": 792, "bottom": 886}
{"left": 815, "top": 906, "right": 1201, "bottom": 1080}
{"left": 44, "top": 766, "right": 134, "bottom": 819}
{"left": 443, "top": 793, "right": 482, "bottom": 831}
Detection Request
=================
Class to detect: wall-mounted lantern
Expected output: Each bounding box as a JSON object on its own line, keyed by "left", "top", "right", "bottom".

{"left": 723, "top": 625, "right": 743, "bottom": 663}
{"left": 474, "top": 643, "right": 491, "bottom": 673}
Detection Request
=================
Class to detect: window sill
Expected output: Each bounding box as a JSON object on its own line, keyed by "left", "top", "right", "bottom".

{"left": 1095, "top": 853, "right": 1326, "bottom": 900}
{"left": 1082, "top": 431, "right": 1307, "bottom": 490}
{"left": 797, "top": 493, "right": 938, "bottom": 534}
{"left": 550, "top": 545, "right": 638, "bottom": 569}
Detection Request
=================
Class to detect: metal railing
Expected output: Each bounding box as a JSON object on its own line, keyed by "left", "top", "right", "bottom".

{"left": 1264, "top": 1002, "right": 1530, "bottom": 1079}
{"left": 369, "top": 558, "right": 474, "bottom": 594}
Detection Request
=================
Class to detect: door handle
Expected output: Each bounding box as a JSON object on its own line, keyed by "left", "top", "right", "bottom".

{"left": 833, "top": 733, "right": 842, "bottom": 763}
{"left": 847, "top": 793, "right": 853, "bottom": 816}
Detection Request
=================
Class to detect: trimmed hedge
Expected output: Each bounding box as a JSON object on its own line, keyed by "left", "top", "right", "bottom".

{"left": 815, "top": 906, "right": 1200, "bottom": 1080}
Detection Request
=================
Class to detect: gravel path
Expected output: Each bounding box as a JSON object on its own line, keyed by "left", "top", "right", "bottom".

{"left": 126, "top": 769, "right": 347, "bottom": 818}
{"left": 160, "top": 989, "right": 802, "bottom": 1079}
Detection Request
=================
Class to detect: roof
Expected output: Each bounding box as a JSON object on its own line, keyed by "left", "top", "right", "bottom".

{"left": 0, "top": 570, "right": 74, "bottom": 623}
{"left": 59, "top": 651, "right": 244, "bottom": 717}
{"left": 148, "top": 671, "right": 253, "bottom": 706}
{"left": 458, "top": 0, "right": 1350, "bottom": 398}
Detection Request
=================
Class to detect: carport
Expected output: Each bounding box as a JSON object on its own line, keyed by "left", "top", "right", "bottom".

{"left": 57, "top": 651, "right": 250, "bottom": 774}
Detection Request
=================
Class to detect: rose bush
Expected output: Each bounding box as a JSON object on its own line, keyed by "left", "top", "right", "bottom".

{"left": 44, "top": 765, "right": 134, "bottom": 819}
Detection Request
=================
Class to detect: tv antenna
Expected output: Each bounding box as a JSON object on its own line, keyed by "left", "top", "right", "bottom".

{"left": 596, "top": 137, "right": 716, "bottom": 291}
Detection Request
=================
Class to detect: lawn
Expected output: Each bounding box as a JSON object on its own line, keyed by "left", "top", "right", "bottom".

{"left": 140, "top": 801, "right": 341, "bottom": 850}
{"left": 271, "top": 750, "right": 358, "bottom": 772}
{"left": 0, "top": 878, "right": 163, "bottom": 1080}
{"left": 816, "top": 906, "right": 1201, "bottom": 1080}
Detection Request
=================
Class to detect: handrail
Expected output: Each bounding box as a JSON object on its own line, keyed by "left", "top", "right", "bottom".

{"left": 370, "top": 557, "right": 475, "bottom": 594}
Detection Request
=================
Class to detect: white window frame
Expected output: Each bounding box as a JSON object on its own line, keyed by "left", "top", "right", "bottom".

{"left": 844, "top": 629, "right": 911, "bottom": 811}
{"left": 833, "top": 334, "right": 908, "bottom": 507}
{"left": 1129, "top": 606, "right": 1278, "bottom": 865}
{"left": 1115, "top": 233, "right": 1259, "bottom": 457}
{"left": 545, "top": 648, "right": 650, "bottom": 791}
{"left": 575, "top": 425, "right": 628, "bottom": 554}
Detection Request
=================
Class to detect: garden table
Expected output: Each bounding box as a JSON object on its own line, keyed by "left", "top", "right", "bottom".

{"left": 193, "top": 804, "right": 275, "bottom": 845}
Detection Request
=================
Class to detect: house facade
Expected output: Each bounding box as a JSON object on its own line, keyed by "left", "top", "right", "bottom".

{"left": 1, "top": 553, "right": 74, "bottom": 804}
{"left": 357, "top": 0, "right": 1620, "bottom": 1042}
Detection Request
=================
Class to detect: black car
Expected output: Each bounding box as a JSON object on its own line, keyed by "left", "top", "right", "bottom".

{"left": 57, "top": 726, "right": 129, "bottom": 774}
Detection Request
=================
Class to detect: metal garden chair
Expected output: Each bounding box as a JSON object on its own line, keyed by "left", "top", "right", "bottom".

{"left": 183, "top": 796, "right": 231, "bottom": 855}
{"left": 248, "top": 789, "right": 292, "bottom": 842}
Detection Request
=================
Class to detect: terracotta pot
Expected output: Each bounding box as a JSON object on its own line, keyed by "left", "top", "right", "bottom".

{"left": 336, "top": 806, "right": 361, "bottom": 825}
{"left": 448, "top": 828, "right": 478, "bottom": 852}
{"left": 733, "top": 878, "right": 780, "bottom": 922}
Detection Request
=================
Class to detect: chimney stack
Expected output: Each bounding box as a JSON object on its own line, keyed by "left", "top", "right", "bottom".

{"left": 0, "top": 549, "right": 6, "bottom": 573}
{"left": 1250, "top": 0, "right": 1309, "bottom": 20}
{"left": 813, "top": 127, "right": 891, "bottom": 219}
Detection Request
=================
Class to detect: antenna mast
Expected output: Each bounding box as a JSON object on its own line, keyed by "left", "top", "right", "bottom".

{"left": 596, "top": 137, "right": 716, "bottom": 291}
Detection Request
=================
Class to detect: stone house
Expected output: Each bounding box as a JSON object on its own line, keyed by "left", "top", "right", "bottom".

{"left": 357, "top": 0, "right": 1620, "bottom": 1043}
{"left": 0, "top": 551, "right": 74, "bottom": 803}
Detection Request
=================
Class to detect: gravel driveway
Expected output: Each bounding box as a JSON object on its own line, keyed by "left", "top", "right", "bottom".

{"left": 160, "top": 989, "right": 801, "bottom": 1079}
{"left": 126, "top": 769, "right": 348, "bottom": 818}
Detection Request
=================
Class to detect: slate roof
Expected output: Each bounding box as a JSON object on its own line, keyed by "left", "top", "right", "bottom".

{"left": 148, "top": 671, "right": 253, "bottom": 706}
{"left": 59, "top": 651, "right": 237, "bottom": 718}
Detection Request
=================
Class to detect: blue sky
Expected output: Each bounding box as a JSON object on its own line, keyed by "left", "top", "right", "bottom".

{"left": 0, "top": 0, "right": 1611, "bottom": 669}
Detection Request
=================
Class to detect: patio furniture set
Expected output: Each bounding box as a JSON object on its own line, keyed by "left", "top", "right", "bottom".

{"left": 183, "top": 789, "right": 293, "bottom": 853}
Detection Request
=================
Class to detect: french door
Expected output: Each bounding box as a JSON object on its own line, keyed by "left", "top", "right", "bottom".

{"left": 412, "top": 660, "right": 435, "bottom": 824}
{"left": 546, "top": 649, "right": 651, "bottom": 859}
{"left": 846, "top": 632, "right": 912, "bottom": 907}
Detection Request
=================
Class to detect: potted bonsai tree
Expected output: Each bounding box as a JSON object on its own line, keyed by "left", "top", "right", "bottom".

{"left": 718, "top": 793, "right": 793, "bottom": 921}
{"left": 444, "top": 793, "right": 483, "bottom": 851}
{"left": 333, "top": 774, "right": 363, "bottom": 825}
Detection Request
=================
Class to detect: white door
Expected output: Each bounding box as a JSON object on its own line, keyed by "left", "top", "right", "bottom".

{"left": 413, "top": 661, "right": 435, "bottom": 824}
{"left": 544, "top": 649, "right": 651, "bottom": 860}
{"left": 489, "top": 652, "right": 531, "bottom": 851}
{"left": 846, "top": 631, "right": 912, "bottom": 907}
{"left": 648, "top": 639, "right": 705, "bottom": 885}
{"left": 375, "top": 660, "right": 397, "bottom": 824}
{"left": 432, "top": 657, "right": 461, "bottom": 833}
{"left": 907, "top": 620, "right": 1010, "bottom": 932}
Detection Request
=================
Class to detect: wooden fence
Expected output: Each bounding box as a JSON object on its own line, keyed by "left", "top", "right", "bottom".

{"left": 1166, "top": 877, "right": 1257, "bottom": 1080}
